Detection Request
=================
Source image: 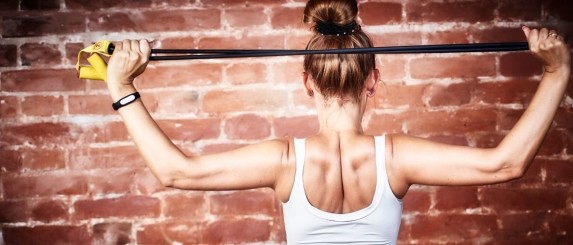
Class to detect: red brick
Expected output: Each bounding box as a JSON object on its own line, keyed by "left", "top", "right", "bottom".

{"left": 359, "top": 2, "right": 402, "bottom": 25}
{"left": 2, "top": 13, "right": 85, "bottom": 37}
{"left": 0, "top": 96, "right": 18, "bottom": 118}
{"left": 480, "top": 187, "right": 567, "bottom": 211}
{"left": 292, "top": 88, "right": 316, "bottom": 109}
{"left": 3, "top": 173, "right": 88, "bottom": 198}
{"left": 497, "top": 212, "right": 550, "bottom": 242}
{"left": 74, "top": 195, "right": 160, "bottom": 220}
{"left": 473, "top": 79, "right": 538, "bottom": 105}
{"left": 504, "top": 157, "right": 543, "bottom": 186}
{"left": 137, "top": 64, "right": 223, "bottom": 88}
{"left": 133, "top": 169, "right": 167, "bottom": 195}
{"left": 286, "top": 33, "right": 313, "bottom": 49}
{"left": 537, "top": 129, "right": 566, "bottom": 156}
{"left": 31, "top": 199, "right": 68, "bottom": 222}
{"left": 67, "top": 0, "right": 152, "bottom": 9}
{"left": 203, "top": 218, "right": 272, "bottom": 244}
{"left": 500, "top": 52, "right": 542, "bottom": 77}
{"left": 202, "top": 0, "right": 282, "bottom": 7}
{"left": 157, "top": 118, "right": 221, "bottom": 141}
{"left": 544, "top": 159, "right": 573, "bottom": 184}
{"left": 225, "top": 7, "right": 267, "bottom": 28}
{"left": 410, "top": 55, "right": 496, "bottom": 79}
{"left": 0, "top": 200, "right": 28, "bottom": 223}
{"left": 378, "top": 55, "right": 407, "bottom": 82}
{"left": 163, "top": 192, "right": 207, "bottom": 219}
{"left": 210, "top": 190, "right": 276, "bottom": 216}
{"left": 65, "top": 42, "right": 84, "bottom": 65}
{"left": 425, "top": 29, "right": 470, "bottom": 45}
{"left": 137, "top": 221, "right": 205, "bottom": 244}
{"left": 373, "top": 84, "right": 425, "bottom": 109}
{"left": 269, "top": 60, "right": 304, "bottom": 84}
{"left": 7, "top": 147, "right": 66, "bottom": 172}
{"left": 160, "top": 36, "right": 195, "bottom": 49}
{"left": 469, "top": 133, "right": 504, "bottom": 148}
{"left": 0, "top": 148, "right": 22, "bottom": 172}
{"left": 227, "top": 63, "right": 268, "bottom": 84}
{"left": 1, "top": 122, "right": 78, "bottom": 146}
{"left": 273, "top": 115, "right": 319, "bottom": 138}
{"left": 423, "top": 82, "right": 473, "bottom": 107}
{"left": 545, "top": 0, "right": 573, "bottom": 21}
{"left": 410, "top": 214, "right": 498, "bottom": 241}
{"left": 0, "top": 0, "right": 18, "bottom": 10}
{"left": 21, "top": 0, "right": 60, "bottom": 10}
{"left": 1, "top": 69, "right": 86, "bottom": 92}
{"left": 20, "top": 42, "right": 62, "bottom": 66}
{"left": 0, "top": 44, "right": 17, "bottom": 67}
{"left": 472, "top": 27, "right": 528, "bottom": 43}
{"left": 69, "top": 146, "right": 144, "bottom": 170}
{"left": 87, "top": 169, "right": 136, "bottom": 195}
{"left": 93, "top": 223, "right": 132, "bottom": 245}
{"left": 2, "top": 225, "right": 92, "bottom": 244}
{"left": 370, "top": 32, "right": 422, "bottom": 46}
{"left": 270, "top": 7, "right": 305, "bottom": 29}
{"left": 402, "top": 188, "right": 431, "bottom": 213}
{"left": 498, "top": 0, "right": 542, "bottom": 21}
{"left": 140, "top": 90, "right": 201, "bottom": 115}
{"left": 434, "top": 187, "right": 479, "bottom": 211}
{"left": 554, "top": 107, "right": 573, "bottom": 129}
{"left": 21, "top": 95, "right": 64, "bottom": 116}
{"left": 365, "top": 112, "right": 405, "bottom": 135}
{"left": 406, "top": 1, "right": 496, "bottom": 22}
{"left": 198, "top": 34, "right": 285, "bottom": 49}
{"left": 497, "top": 108, "right": 524, "bottom": 131}
{"left": 404, "top": 108, "right": 497, "bottom": 135}
{"left": 224, "top": 114, "right": 271, "bottom": 140}
{"left": 88, "top": 9, "right": 220, "bottom": 32}
{"left": 203, "top": 89, "right": 288, "bottom": 113}
{"left": 78, "top": 121, "right": 130, "bottom": 143}
{"left": 68, "top": 94, "right": 113, "bottom": 115}
{"left": 547, "top": 214, "right": 573, "bottom": 236}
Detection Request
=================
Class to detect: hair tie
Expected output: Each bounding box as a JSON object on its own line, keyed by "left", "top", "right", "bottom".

{"left": 316, "top": 21, "right": 359, "bottom": 36}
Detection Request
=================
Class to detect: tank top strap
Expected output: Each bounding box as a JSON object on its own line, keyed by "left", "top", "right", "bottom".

{"left": 374, "top": 135, "right": 387, "bottom": 182}
{"left": 291, "top": 138, "right": 306, "bottom": 199}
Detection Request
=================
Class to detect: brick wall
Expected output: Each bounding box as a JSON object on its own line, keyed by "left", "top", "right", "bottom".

{"left": 1, "top": 0, "right": 572, "bottom": 244}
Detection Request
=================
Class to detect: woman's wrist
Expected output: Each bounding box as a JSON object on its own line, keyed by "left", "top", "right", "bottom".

{"left": 108, "top": 83, "right": 137, "bottom": 101}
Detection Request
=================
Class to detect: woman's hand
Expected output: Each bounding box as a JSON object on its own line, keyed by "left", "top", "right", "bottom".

{"left": 107, "top": 39, "right": 151, "bottom": 88}
{"left": 523, "top": 26, "right": 571, "bottom": 74}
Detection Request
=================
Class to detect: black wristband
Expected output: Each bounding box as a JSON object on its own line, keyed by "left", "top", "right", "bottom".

{"left": 112, "top": 92, "right": 140, "bottom": 111}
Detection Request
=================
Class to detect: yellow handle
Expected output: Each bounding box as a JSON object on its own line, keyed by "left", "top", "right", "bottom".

{"left": 76, "top": 41, "right": 113, "bottom": 82}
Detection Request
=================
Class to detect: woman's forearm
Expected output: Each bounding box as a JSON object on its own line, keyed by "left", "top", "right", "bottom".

{"left": 109, "top": 84, "right": 185, "bottom": 186}
{"left": 496, "top": 67, "right": 570, "bottom": 174}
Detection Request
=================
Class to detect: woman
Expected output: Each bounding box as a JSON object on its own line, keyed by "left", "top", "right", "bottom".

{"left": 106, "top": 0, "right": 570, "bottom": 244}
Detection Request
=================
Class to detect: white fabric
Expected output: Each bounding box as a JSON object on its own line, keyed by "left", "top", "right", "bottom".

{"left": 282, "top": 135, "right": 402, "bottom": 245}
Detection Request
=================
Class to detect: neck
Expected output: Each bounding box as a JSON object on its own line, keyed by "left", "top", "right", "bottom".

{"left": 316, "top": 98, "right": 364, "bottom": 135}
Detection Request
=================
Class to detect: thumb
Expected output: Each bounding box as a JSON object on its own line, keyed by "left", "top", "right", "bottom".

{"left": 522, "top": 26, "right": 531, "bottom": 39}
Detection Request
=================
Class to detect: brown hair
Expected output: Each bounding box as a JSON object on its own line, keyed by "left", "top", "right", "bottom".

{"left": 303, "top": 0, "right": 376, "bottom": 102}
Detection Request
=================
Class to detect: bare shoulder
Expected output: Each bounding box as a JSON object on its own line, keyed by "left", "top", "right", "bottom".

{"left": 273, "top": 138, "right": 297, "bottom": 203}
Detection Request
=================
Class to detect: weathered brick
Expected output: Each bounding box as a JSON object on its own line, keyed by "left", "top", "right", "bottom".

{"left": 203, "top": 218, "right": 272, "bottom": 244}
{"left": 87, "top": 169, "right": 136, "bottom": 195}
{"left": 203, "top": 89, "right": 288, "bottom": 113}
{"left": 88, "top": 9, "right": 220, "bottom": 32}
{"left": 160, "top": 36, "right": 195, "bottom": 49}
{"left": 1, "top": 122, "right": 79, "bottom": 146}
{"left": 93, "top": 223, "right": 132, "bottom": 245}
{"left": 163, "top": 192, "right": 207, "bottom": 219}
{"left": 2, "top": 225, "right": 92, "bottom": 244}
{"left": 157, "top": 118, "right": 221, "bottom": 141}
{"left": 498, "top": 0, "right": 542, "bottom": 21}
{"left": 370, "top": 32, "right": 422, "bottom": 46}
{"left": 0, "top": 147, "right": 65, "bottom": 172}
{"left": 472, "top": 27, "right": 528, "bottom": 43}
{"left": 544, "top": 159, "right": 573, "bottom": 184}
{"left": 2, "top": 13, "right": 85, "bottom": 37}
{"left": 480, "top": 187, "right": 567, "bottom": 211}
{"left": 473, "top": 79, "right": 538, "bottom": 105}
{"left": 497, "top": 212, "right": 550, "bottom": 243}
{"left": 21, "top": 95, "right": 64, "bottom": 117}
{"left": 0, "top": 45, "right": 17, "bottom": 67}
{"left": 423, "top": 82, "right": 473, "bottom": 107}
{"left": 21, "top": 0, "right": 60, "bottom": 10}
{"left": 425, "top": 29, "right": 470, "bottom": 45}
{"left": 500, "top": 52, "right": 542, "bottom": 77}
{"left": 3, "top": 173, "right": 88, "bottom": 198}
{"left": 30, "top": 199, "right": 68, "bottom": 222}
{"left": 406, "top": 1, "right": 496, "bottom": 22}
{"left": 359, "top": 2, "right": 402, "bottom": 25}
{"left": 67, "top": 0, "right": 152, "bottom": 9}
{"left": 198, "top": 34, "right": 285, "bottom": 49}
{"left": 410, "top": 214, "right": 498, "bottom": 242}
{"left": 273, "top": 115, "right": 319, "bottom": 138}
{"left": 226, "top": 62, "right": 268, "bottom": 85}
{"left": 137, "top": 64, "right": 223, "bottom": 88}
{"left": 224, "top": 114, "right": 271, "bottom": 140}
{"left": 0, "top": 0, "right": 18, "bottom": 10}
{"left": 402, "top": 188, "right": 431, "bottom": 213}
{"left": 1, "top": 69, "right": 86, "bottom": 92}
{"left": 410, "top": 55, "right": 496, "bottom": 79}
{"left": 68, "top": 94, "right": 113, "bottom": 115}
{"left": 373, "top": 84, "right": 425, "bottom": 109}
{"left": 0, "top": 200, "right": 28, "bottom": 223}
{"left": 210, "top": 190, "right": 276, "bottom": 216}
{"left": 225, "top": 6, "right": 267, "bottom": 28}
{"left": 65, "top": 42, "right": 84, "bottom": 65}
{"left": 137, "top": 221, "right": 205, "bottom": 244}
{"left": 140, "top": 90, "right": 201, "bottom": 115}
{"left": 434, "top": 187, "right": 479, "bottom": 211}
{"left": 270, "top": 7, "right": 304, "bottom": 29}
{"left": 544, "top": 0, "right": 573, "bottom": 21}
{"left": 0, "top": 96, "right": 18, "bottom": 118}
{"left": 74, "top": 195, "right": 160, "bottom": 220}
{"left": 69, "top": 146, "right": 144, "bottom": 170}
{"left": 77, "top": 121, "right": 130, "bottom": 143}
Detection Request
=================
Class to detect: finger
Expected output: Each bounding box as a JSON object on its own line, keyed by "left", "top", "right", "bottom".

{"left": 130, "top": 39, "right": 140, "bottom": 53}
{"left": 113, "top": 41, "right": 123, "bottom": 52}
{"left": 140, "top": 40, "right": 151, "bottom": 57}
{"left": 539, "top": 28, "right": 549, "bottom": 40}
{"left": 122, "top": 39, "right": 131, "bottom": 50}
{"left": 529, "top": 28, "right": 539, "bottom": 44}
{"left": 522, "top": 26, "right": 531, "bottom": 39}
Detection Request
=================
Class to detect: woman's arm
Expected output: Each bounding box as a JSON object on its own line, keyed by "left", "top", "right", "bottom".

{"left": 106, "top": 40, "right": 290, "bottom": 191}
{"left": 387, "top": 27, "right": 571, "bottom": 198}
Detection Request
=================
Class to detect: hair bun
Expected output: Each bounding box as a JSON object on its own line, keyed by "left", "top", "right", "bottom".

{"left": 303, "top": 0, "right": 359, "bottom": 35}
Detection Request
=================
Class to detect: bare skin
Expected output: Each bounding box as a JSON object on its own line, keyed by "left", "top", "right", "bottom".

{"left": 106, "top": 26, "right": 570, "bottom": 214}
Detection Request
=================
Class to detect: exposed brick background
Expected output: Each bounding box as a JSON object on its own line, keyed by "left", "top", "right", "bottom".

{"left": 1, "top": 0, "right": 573, "bottom": 244}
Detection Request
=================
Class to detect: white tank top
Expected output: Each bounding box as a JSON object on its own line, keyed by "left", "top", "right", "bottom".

{"left": 282, "top": 135, "right": 403, "bottom": 244}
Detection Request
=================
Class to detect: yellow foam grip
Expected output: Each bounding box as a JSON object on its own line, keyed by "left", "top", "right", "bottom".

{"left": 76, "top": 41, "right": 112, "bottom": 82}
